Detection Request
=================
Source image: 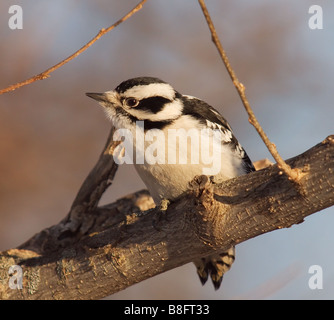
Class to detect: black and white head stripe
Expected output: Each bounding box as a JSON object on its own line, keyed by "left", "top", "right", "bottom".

{"left": 114, "top": 77, "right": 183, "bottom": 123}
{"left": 116, "top": 77, "right": 177, "bottom": 102}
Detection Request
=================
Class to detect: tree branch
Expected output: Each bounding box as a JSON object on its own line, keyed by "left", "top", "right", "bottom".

{"left": 0, "top": 135, "right": 333, "bottom": 300}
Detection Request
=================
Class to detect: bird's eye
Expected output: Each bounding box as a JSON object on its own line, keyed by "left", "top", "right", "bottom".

{"left": 124, "top": 97, "right": 139, "bottom": 108}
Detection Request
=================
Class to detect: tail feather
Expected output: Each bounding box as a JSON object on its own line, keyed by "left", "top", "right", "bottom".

{"left": 194, "top": 246, "right": 235, "bottom": 290}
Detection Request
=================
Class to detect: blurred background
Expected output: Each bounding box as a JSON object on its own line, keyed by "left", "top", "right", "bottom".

{"left": 0, "top": 0, "right": 333, "bottom": 299}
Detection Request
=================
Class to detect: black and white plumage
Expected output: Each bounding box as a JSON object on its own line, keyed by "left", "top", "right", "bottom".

{"left": 86, "top": 77, "right": 255, "bottom": 290}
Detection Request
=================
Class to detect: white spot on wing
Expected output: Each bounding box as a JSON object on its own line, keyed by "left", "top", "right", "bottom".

{"left": 205, "top": 120, "right": 233, "bottom": 143}
{"left": 235, "top": 142, "right": 245, "bottom": 158}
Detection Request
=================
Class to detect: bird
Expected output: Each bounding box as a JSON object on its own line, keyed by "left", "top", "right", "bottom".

{"left": 86, "top": 76, "right": 255, "bottom": 290}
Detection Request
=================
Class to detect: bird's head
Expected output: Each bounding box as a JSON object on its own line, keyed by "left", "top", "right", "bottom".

{"left": 86, "top": 77, "right": 184, "bottom": 129}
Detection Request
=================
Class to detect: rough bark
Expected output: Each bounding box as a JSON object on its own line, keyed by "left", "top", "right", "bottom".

{"left": 0, "top": 135, "right": 333, "bottom": 300}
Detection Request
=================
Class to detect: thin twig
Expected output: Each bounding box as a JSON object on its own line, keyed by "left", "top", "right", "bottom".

{"left": 198, "top": 0, "right": 300, "bottom": 182}
{"left": 0, "top": 0, "right": 147, "bottom": 95}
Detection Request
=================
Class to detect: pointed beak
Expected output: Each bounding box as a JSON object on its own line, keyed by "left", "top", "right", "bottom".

{"left": 85, "top": 92, "right": 108, "bottom": 103}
